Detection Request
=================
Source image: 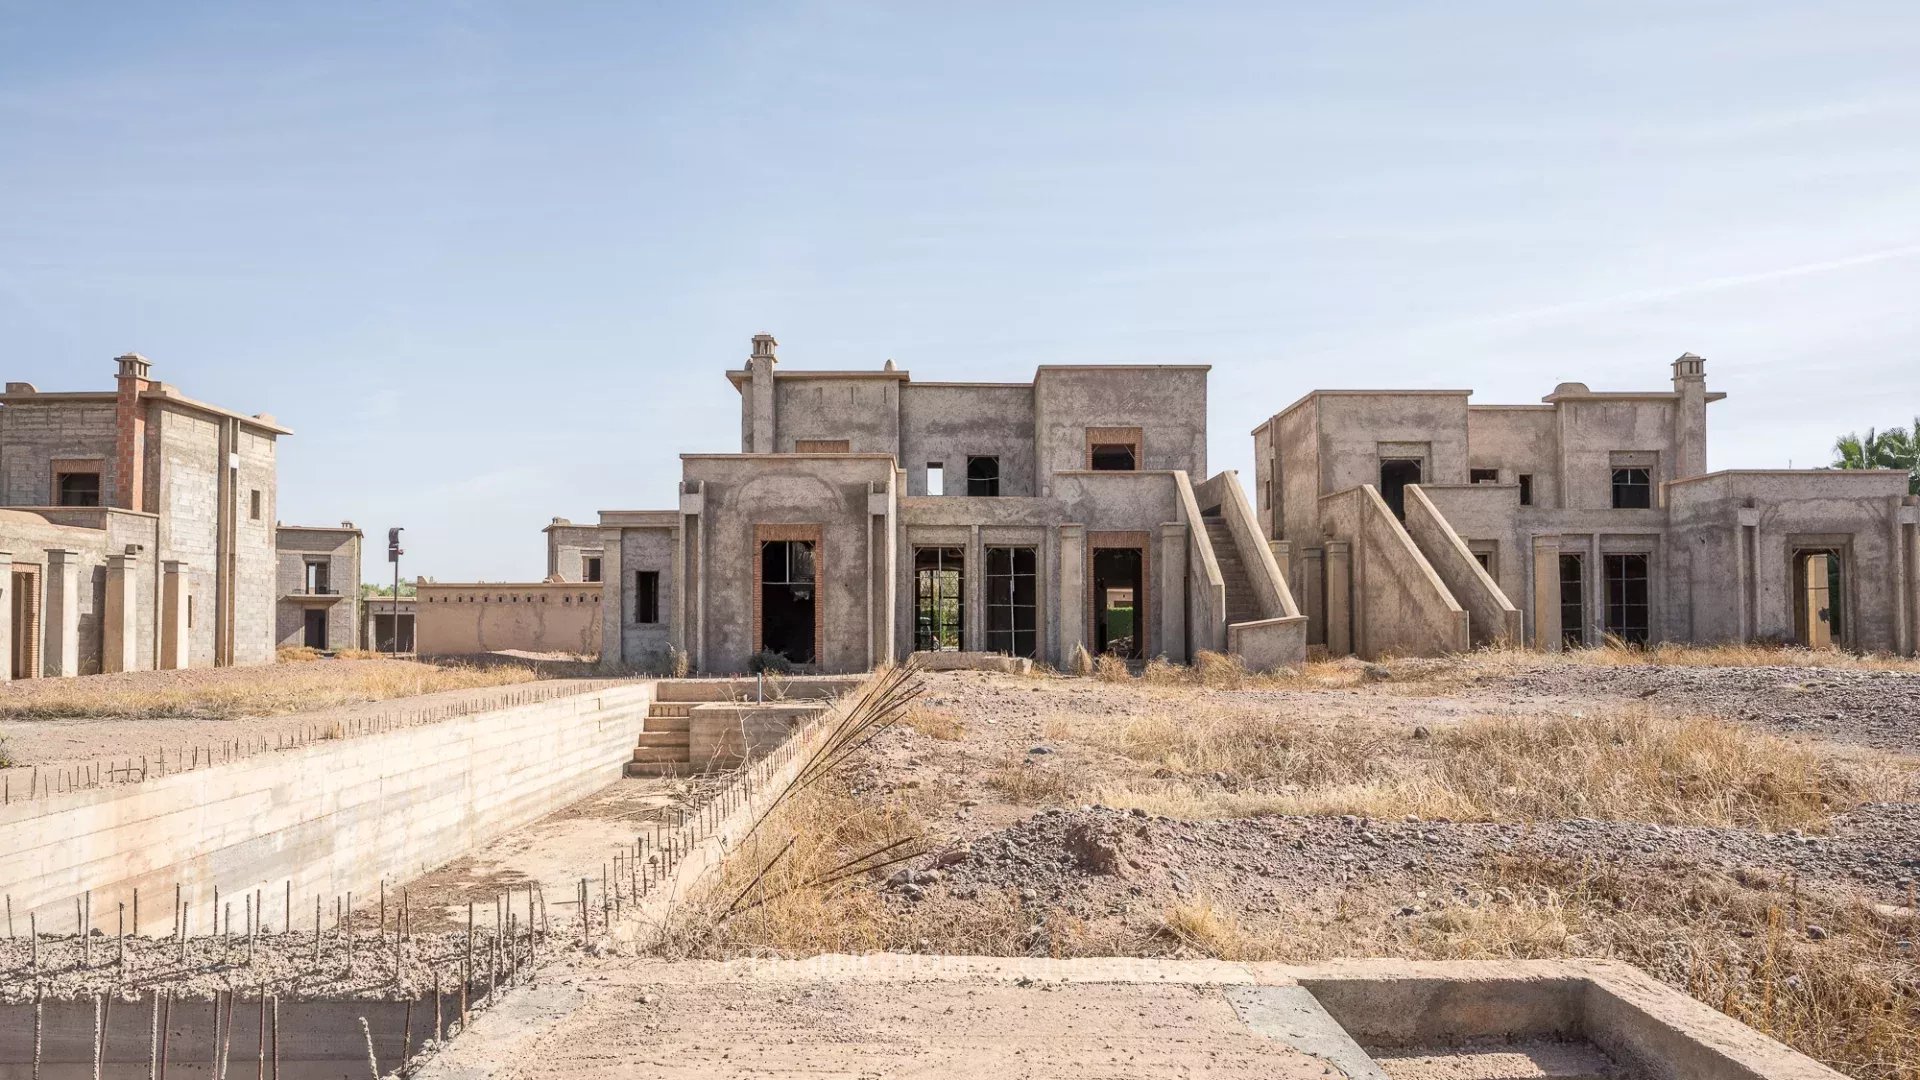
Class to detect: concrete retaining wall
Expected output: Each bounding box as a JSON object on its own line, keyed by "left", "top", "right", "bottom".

{"left": 0, "top": 684, "right": 653, "bottom": 935}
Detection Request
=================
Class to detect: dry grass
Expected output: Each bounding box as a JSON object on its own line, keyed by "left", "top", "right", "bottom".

{"left": 1148, "top": 860, "right": 1920, "bottom": 1080}
{"left": 902, "top": 705, "right": 967, "bottom": 741}
{"left": 1068, "top": 704, "right": 1912, "bottom": 831}
{"left": 1466, "top": 641, "right": 1920, "bottom": 675}
{"left": 1092, "top": 653, "right": 1131, "bottom": 682}
{"left": 984, "top": 751, "right": 1081, "bottom": 805}
{"left": 0, "top": 660, "right": 542, "bottom": 722}
{"left": 276, "top": 646, "right": 320, "bottom": 663}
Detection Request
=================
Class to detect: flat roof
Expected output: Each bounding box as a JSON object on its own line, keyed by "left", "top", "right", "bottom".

{"left": 1252, "top": 389, "right": 1473, "bottom": 436}
{"left": 277, "top": 524, "right": 362, "bottom": 536}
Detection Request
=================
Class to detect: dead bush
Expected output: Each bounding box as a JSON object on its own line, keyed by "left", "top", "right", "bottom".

{"left": 903, "top": 705, "right": 967, "bottom": 741}
{"left": 1092, "top": 654, "right": 1132, "bottom": 682}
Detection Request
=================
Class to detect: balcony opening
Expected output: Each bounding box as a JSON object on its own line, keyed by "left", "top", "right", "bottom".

{"left": 304, "top": 560, "right": 331, "bottom": 595}
{"left": 966, "top": 456, "right": 1000, "bottom": 496}
{"left": 55, "top": 471, "right": 101, "bottom": 507}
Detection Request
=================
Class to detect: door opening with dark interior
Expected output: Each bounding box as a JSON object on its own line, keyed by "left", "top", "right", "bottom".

{"left": 986, "top": 546, "right": 1037, "bottom": 658}
{"left": 1559, "top": 553, "right": 1586, "bottom": 648}
{"left": 760, "top": 539, "right": 817, "bottom": 664}
{"left": 913, "top": 546, "right": 965, "bottom": 651}
{"left": 1092, "top": 547, "right": 1144, "bottom": 659}
{"left": 303, "top": 609, "right": 329, "bottom": 651}
{"left": 1379, "top": 459, "right": 1422, "bottom": 520}
{"left": 1603, "top": 553, "right": 1650, "bottom": 645}
{"left": 1792, "top": 549, "right": 1845, "bottom": 649}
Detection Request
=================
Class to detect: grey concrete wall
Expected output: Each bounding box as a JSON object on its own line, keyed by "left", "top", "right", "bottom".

{"left": 1194, "top": 470, "right": 1299, "bottom": 620}
{"left": 771, "top": 375, "right": 904, "bottom": 456}
{"left": 616, "top": 525, "right": 677, "bottom": 670}
{"left": 1415, "top": 483, "right": 1532, "bottom": 640}
{"left": 150, "top": 406, "right": 222, "bottom": 668}
{"left": 1033, "top": 367, "right": 1208, "bottom": 495}
{"left": 0, "top": 683, "right": 653, "bottom": 938}
{"left": 1466, "top": 406, "right": 1559, "bottom": 507}
{"left": 546, "top": 523, "right": 603, "bottom": 582}
{"left": 687, "top": 702, "right": 827, "bottom": 768}
{"left": 0, "top": 398, "right": 119, "bottom": 507}
{"left": 274, "top": 527, "right": 361, "bottom": 651}
{"left": 1554, "top": 397, "right": 1681, "bottom": 510}
{"left": 899, "top": 383, "right": 1036, "bottom": 496}
{"left": 232, "top": 424, "right": 279, "bottom": 666}
{"left": 1320, "top": 486, "right": 1469, "bottom": 658}
{"left": 1404, "top": 486, "right": 1522, "bottom": 646}
{"left": 1312, "top": 392, "right": 1473, "bottom": 494}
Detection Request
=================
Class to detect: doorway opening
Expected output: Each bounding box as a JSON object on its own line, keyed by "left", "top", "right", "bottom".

{"left": 1792, "top": 549, "right": 1845, "bottom": 649}
{"left": 913, "top": 546, "right": 965, "bottom": 651}
{"left": 10, "top": 566, "right": 41, "bottom": 679}
{"left": 1603, "top": 553, "right": 1650, "bottom": 645}
{"left": 986, "top": 546, "right": 1038, "bottom": 658}
{"left": 1379, "top": 459, "right": 1422, "bottom": 520}
{"left": 303, "top": 609, "right": 329, "bottom": 651}
{"left": 1558, "top": 553, "right": 1586, "bottom": 648}
{"left": 760, "top": 539, "right": 817, "bottom": 664}
{"left": 372, "top": 612, "right": 415, "bottom": 653}
{"left": 1092, "top": 548, "right": 1144, "bottom": 658}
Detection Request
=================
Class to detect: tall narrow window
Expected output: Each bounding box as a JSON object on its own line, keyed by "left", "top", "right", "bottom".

{"left": 250, "top": 490, "right": 263, "bottom": 520}
{"left": 55, "top": 472, "right": 101, "bottom": 507}
{"left": 913, "top": 547, "right": 965, "bottom": 651}
{"left": 583, "top": 556, "right": 602, "bottom": 583}
{"left": 1611, "top": 468, "right": 1652, "bottom": 509}
{"left": 986, "top": 547, "right": 1038, "bottom": 658}
{"left": 966, "top": 456, "right": 1000, "bottom": 496}
{"left": 759, "top": 539, "right": 816, "bottom": 663}
{"left": 1518, "top": 475, "right": 1534, "bottom": 506}
{"left": 304, "top": 560, "right": 331, "bottom": 595}
{"left": 634, "top": 570, "right": 660, "bottom": 624}
{"left": 1379, "top": 459, "right": 1421, "bottom": 520}
{"left": 1559, "top": 553, "right": 1586, "bottom": 648}
{"left": 926, "top": 463, "right": 944, "bottom": 496}
{"left": 1603, "top": 553, "right": 1649, "bottom": 645}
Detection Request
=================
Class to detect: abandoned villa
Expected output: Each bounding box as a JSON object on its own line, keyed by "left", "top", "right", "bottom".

{"left": 4, "top": 341, "right": 1918, "bottom": 679}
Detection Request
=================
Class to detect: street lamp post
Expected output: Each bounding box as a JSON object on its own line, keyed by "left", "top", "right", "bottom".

{"left": 387, "top": 527, "right": 404, "bottom": 657}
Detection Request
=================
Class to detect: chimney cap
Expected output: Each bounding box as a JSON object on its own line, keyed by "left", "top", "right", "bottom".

{"left": 116, "top": 353, "right": 152, "bottom": 379}
{"left": 750, "top": 333, "right": 778, "bottom": 361}
{"left": 1672, "top": 352, "right": 1706, "bottom": 378}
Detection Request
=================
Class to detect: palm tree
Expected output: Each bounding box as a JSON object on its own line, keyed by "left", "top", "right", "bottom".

{"left": 1833, "top": 421, "right": 1920, "bottom": 493}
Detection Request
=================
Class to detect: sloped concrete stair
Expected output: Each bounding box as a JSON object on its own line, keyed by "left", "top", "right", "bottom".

{"left": 1203, "top": 512, "right": 1262, "bottom": 626}
{"left": 625, "top": 700, "right": 692, "bottom": 777}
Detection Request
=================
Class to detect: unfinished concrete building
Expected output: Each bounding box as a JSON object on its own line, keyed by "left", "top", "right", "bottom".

{"left": 0, "top": 355, "right": 287, "bottom": 678}
{"left": 596, "top": 334, "right": 1305, "bottom": 674}
{"left": 1253, "top": 355, "right": 1920, "bottom": 657}
{"left": 275, "top": 523, "right": 362, "bottom": 651}
{"left": 544, "top": 518, "right": 603, "bottom": 583}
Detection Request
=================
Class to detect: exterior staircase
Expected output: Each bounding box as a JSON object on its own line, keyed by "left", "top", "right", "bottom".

{"left": 625, "top": 700, "right": 692, "bottom": 777}
{"left": 1202, "top": 512, "right": 1261, "bottom": 626}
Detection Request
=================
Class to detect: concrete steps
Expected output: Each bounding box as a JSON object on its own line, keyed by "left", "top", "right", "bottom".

{"left": 622, "top": 700, "right": 695, "bottom": 778}
{"left": 1203, "top": 514, "right": 1261, "bottom": 625}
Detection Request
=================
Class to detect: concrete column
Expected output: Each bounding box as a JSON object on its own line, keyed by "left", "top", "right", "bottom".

{"left": 1324, "top": 539, "right": 1352, "bottom": 657}
{"left": 104, "top": 552, "right": 141, "bottom": 673}
{"left": 965, "top": 524, "right": 985, "bottom": 653}
{"left": 1903, "top": 512, "right": 1920, "bottom": 657}
{"left": 44, "top": 549, "right": 81, "bottom": 677}
{"left": 598, "top": 532, "right": 623, "bottom": 671}
{"left": 0, "top": 551, "right": 11, "bottom": 683}
{"left": 1301, "top": 546, "right": 1325, "bottom": 646}
{"left": 1531, "top": 536, "right": 1561, "bottom": 651}
{"left": 1268, "top": 540, "right": 1291, "bottom": 584}
{"left": 1159, "top": 522, "right": 1187, "bottom": 662}
{"left": 1057, "top": 524, "right": 1086, "bottom": 666}
{"left": 160, "top": 560, "right": 190, "bottom": 670}
{"left": 749, "top": 334, "right": 777, "bottom": 453}
{"left": 1736, "top": 508, "right": 1761, "bottom": 642}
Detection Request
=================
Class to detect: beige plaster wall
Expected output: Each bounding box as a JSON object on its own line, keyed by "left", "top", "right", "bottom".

{"left": 416, "top": 582, "right": 604, "bottom": 657}
{"left": 899, "top": 383, "right": 1037, "bottom": 496}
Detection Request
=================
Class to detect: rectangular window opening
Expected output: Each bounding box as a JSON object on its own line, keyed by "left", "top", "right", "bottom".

{"left": 583, "top": 556, "right": 602, "bottom": 583}
{"left": 1603, "top": 553, "right": 1650, "bottom": 646}
{"left": 55, "top": 472, "right": 102, "bottom": 507}
{"left": 1518, "top": 475, "right": 1534, "bottom": 506}
{"left": 926, "top": 463, "right": 944, "bottom": 496}
{"left": 986, "top": 546, "right": 1038, "bottom": 659}
{"left": 1470, "top": 468, "right": 1500, "bottom": 485}
{"left": 1611, "top": 467, "right": 1652, "bottom": 509}
{"left": 1559, "top": 553, "right": 1586, "bottom": 648}
{"left": 913, "top": 546, "right": 965, "bottom": 651}
{"left": 966, "top": 456, "right": 1000, "bottom": 496}
{"left": 304, "top": 560, "right": 331, "bottom": 595}
{"left": 634, "top": 570, "right": 660, "bottom": 624}
{"left": 250, "top": 490, "right": 263, "bottom": 520}
{"left": 759, "top": 539, "right": 817, "bottom": 664}
{"left": 1090, "top": 444, "right": 1137, "bottom": 471}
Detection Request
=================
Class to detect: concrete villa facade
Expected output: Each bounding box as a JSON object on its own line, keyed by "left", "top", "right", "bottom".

{"left": 0, "top": 355, "right": 287, "bottom": 679}
{"left": 583, "top": 334, "right": 1305, "bottom": 674}
{"left": 1253, "top": 356, "right": 1920, "bottom": 659}
{"left": 275, "top": 523, "right": 362, "bottom": 652}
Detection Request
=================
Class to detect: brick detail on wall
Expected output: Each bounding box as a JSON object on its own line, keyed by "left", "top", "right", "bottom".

{"left": 1084, "top": 426, "right": 1143, "bottom": 469}
{"left": 751, "top": 523, "right": 823, "bottom": 660}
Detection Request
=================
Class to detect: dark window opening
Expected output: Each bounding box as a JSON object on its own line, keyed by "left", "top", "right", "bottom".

{"left": 986, "top": 546, "right": 1038, "bottom": 658}
{"left": 1470, "top": 469, "right": 1500, "bottom": 485}
{"left": 1604, "top": 553, "right": 1650, "bottom": 645}
{"left": 304, "top": 560, "right": 331, "bottom": 595}
{"left": 1089, "top": 444, "right": 1137, "bottom": 471}
{"left": 760, "top": 540, "right": 816, "bottom": 664}
{"left": 56, "top": 472, "right": 101, "bottom": 507}
{"left": 966, "top": 456, "right": 1000, "bottom": 496}
{"left": 1518, "top": 475, "right": 1534, "bottom": 506}
{"left": 1472, "top": 550, "right": 1493, "bottom": 574}
{"left": 1379, "top": 459, "right": 1422, "bottom": 520}
{"left": 583, "top": 556, "right": 602, "bottom": 583}
{"left": 635, "top": 571, "right": 660, "bottom": 624}
{"left": 913, "top": 547, "right": 965, "bottom": 651}
{"left": 1092, "top": 547, "right": 1144, "bottom": 659}
{"left": 1611, "top": 467, "right": 1652, "bottom": 509}
{"left": 372, "top": 612, "right": 415, "bottom": 653}
{"left": 250, "top": 490, "right": 263, "bottom": 520}
{"left": 1559, "top": 553, "right": 1586, "bottom": 648}
{"left": 303, "top": 609, "right": 329, "bottom": 650}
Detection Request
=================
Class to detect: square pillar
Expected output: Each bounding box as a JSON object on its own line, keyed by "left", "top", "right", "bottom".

{"left": 160, "top": 560, "right": 191, "bottom": 670}
{"left": 1300, "top": 545, "right": 1325, "bottom": 646}
{"left": 104, "top": 551, "right": 142, "bottom": 673}
{"left": 964, "top": 524, "right": 985, "bottom": 653}
{"left": 0, "top": 551, "right": 11, "bottom": 682}
{"left": 1057, "top": 524, "right": 1086, "bottom": 666}
{"left": 1531, "top": 535, "right": 1562, "bottom": 651}
{"left": 1158, "top": 522, "right": 1188, "bottom": 662}
{"left": 1324, "top": 539, "right": 1353, "bottom": 657}
{"left": 1269, "top": 540, "right": 1291, "bottom": 584}
{"left": 44, "top": 549, "right": 82, "bottom": 677}
{"left": 597, "top": 535, "right": 623, "bottom": 671}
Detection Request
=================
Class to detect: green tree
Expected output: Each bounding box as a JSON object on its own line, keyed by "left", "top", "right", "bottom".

{"left": 1832, "top": 421, "right": 1919, "bottom": 494}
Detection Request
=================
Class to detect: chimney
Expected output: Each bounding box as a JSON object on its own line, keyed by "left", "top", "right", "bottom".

{"left": 750, "top": 333, "right": 778, "bottom": 363}
{"left": 748, "top": 332, "right": 778, "bottom": 452}
{"left": 1671, "top": 353, "right": 1708, "bottom": 480}
{"left": 114, "top": 353, "right": 152, "bottom": 510}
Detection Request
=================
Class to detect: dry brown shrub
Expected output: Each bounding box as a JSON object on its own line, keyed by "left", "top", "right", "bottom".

{"left": 903, "top": 705, "right": 967, "bottom": 741}
{"left": 277, "top": 646, "right": 320, "bottom": 663}
{"left": 984, "top": 751, "right": 1080, "bottom": 806}
{"left": 1140, "top": 657, "right": 1188, "bottom": 685}
{"left": 1092, "top": 654, "right": 1132, "bottom": 682}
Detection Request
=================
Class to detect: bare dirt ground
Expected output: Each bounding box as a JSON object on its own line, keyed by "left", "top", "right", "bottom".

{"left": 678, "top": 655, "right": 1920, "bottom": 1080}
{"left": 0, "top": 659, "right": 622, "bottom": 790}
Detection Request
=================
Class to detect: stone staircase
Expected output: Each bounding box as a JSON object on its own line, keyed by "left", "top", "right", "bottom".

{"left": 625, "top": 700, "right": 692, "bottom": 777}
{"left": 1202, "top": 512, "right": 1261, "bottom": 626}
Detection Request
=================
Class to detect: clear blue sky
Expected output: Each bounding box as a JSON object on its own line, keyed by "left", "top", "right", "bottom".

{"left": 4, "top": 3, "right": 1916, "bottom": 584}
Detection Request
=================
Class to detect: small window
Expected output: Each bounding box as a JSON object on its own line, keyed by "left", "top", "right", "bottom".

{"left": 1089, "top": 444, "right": 1137, "bottom": 471}
{"left": 635, "top": 571, "right": 660, "bottom": 624}
{"left": 1470, "top": 469, "right": 1499, "bottom": 485}
{"left": 583, "top": 556, "right": 602, "bottom": 583}
{"left": 966, "top": 456, "right": 1000, "bottom": 496}
{"left": 1611, "top": 468, "right": 1652, "bottom": 510}
{"left": 926, "top": 463, "right": 944, "bottom": 496}
{"left": 187, "top": 595, "right": 194, "bottom": 629}
{"left": 55, "top": 472, "right": 102, "bottom": 507}
{"left": 1473, "top": 550, "right": 1493, "bottom": 572}
{"left": 304, "top": 560, "right": 331, "bottom": 595}
{"left": 1518, "top": 475, "right": 1534, "bottom": 506}
{"left": 249, "top": 490, "right": 263, "bottom": 520}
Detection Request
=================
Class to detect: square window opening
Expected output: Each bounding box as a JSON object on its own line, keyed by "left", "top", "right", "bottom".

{"left": 1611, "top": 467, "right": 1652, "bottom": 509}
{"left": 583, "top": 556, "right": 602, "bottom": 583}
{"left": 966, "top": 456, "right": 1000, "bottom": 496}
{"left": 56, "top": 472, "right": 102, "bottom": 507}
{"left": 1469, "top": 468, "right": 1499, "bottom": 485}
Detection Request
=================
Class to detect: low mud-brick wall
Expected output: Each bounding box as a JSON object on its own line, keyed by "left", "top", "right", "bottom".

{"left": 0, "top": 683, "right": 654, "bottom": 938}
